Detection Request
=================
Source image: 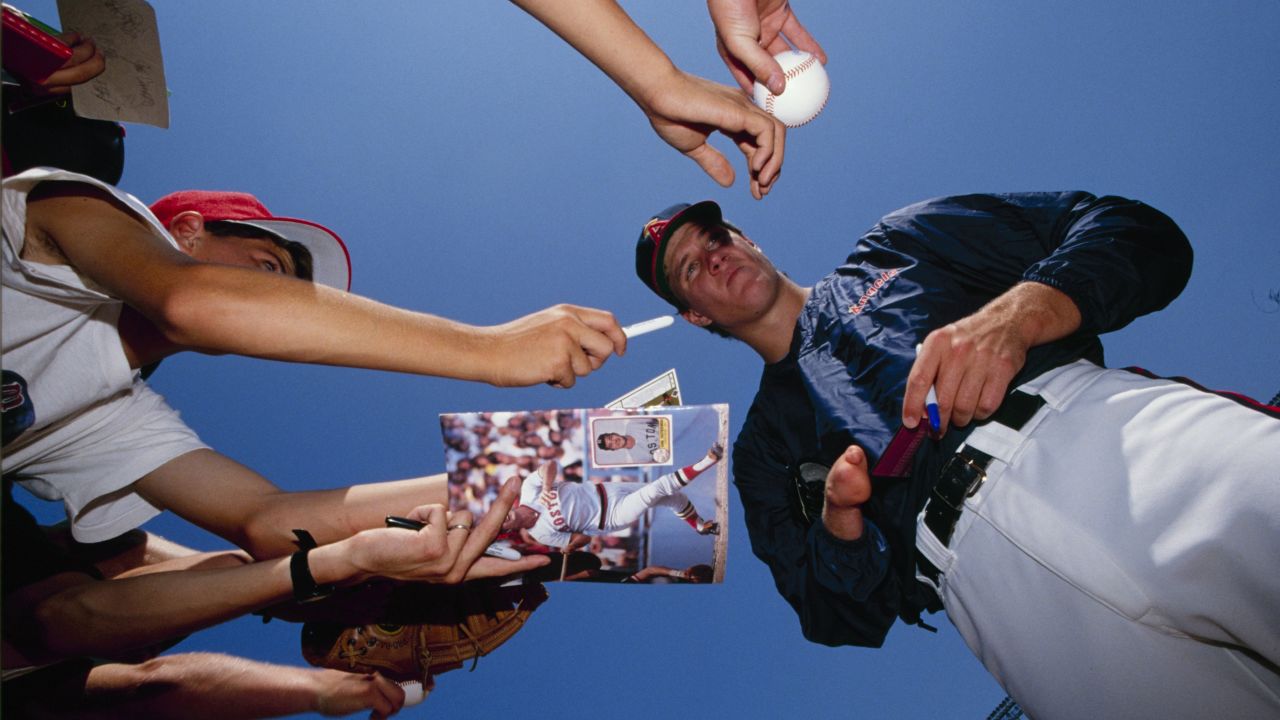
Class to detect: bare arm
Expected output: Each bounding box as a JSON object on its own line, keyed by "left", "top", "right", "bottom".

{"left": 25, "top": 184, "right": 625, "bottom": 388}
{"left": 7, "top": 478, "right": 546, "bottom": 662}
{"left": 78, "top": 654, "right": 405, "bottom": 720}
{"left": 133, "top": 449, "right": 448, "bottom": 559}
{"left": 511, "top": 0, "right": 785, "bottom": 199}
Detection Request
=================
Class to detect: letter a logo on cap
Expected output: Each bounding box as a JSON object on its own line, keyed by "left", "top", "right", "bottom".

{"left": 644, "top": 218, "right": 671, "bottom": 244}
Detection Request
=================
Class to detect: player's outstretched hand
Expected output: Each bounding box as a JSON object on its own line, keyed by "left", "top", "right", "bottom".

{"left": 480, "top": 304, "right": 626, "bottom": 388}
{"left": 639, "top": 69, "right": 786, "bottom": 200}
{"left": 313, "top": 669, "right": 405, "bottom": 719}
{"left": 343, "top": 478, "right": 550, "bottom": 584}
{"left": 34, "top": 32, "right": 106, "bottom": 96}
{"left": 706, "top": 443, "right": 726, "bottom": 462}
{"left": 708, "top": 0, "right": 828, "bottom": 95}
{"left": 821, "top": 445, "right": 870, "bottom": 541}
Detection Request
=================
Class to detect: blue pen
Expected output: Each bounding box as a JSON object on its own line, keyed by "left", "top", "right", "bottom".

{"left": 916, "top": 344, "right": 941, "bottom": 432}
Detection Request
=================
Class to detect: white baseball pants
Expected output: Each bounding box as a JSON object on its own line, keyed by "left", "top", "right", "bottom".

{"left": 916, "top": 360, "right": 1280, "bottom": 719}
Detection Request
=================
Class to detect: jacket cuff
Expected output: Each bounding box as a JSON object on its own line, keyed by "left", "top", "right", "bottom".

{"left": 807, "top": 519, "right": 890, "bottom": 601}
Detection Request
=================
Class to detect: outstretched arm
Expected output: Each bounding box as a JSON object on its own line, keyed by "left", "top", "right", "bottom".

{"left": 6, "top": 478, "right": 547, "bottom": 663}
{"left": 511, "top": 0, "right": 786, "bottom": 199}
{"left": 134, "top": 449, "right": 450, "bottom": 559}
{"left": 46, "top": 654, "right": 406, "bottom": 720}
{"left": 24, "top": 182, "right": 625, "bottom": 389}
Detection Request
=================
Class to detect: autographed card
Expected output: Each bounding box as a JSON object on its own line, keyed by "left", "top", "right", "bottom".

{"left": 441, "top": 403, "right": 728, "bottom": 583}
{"left": 58, "top": 0, "right": 169, "bottom": 127}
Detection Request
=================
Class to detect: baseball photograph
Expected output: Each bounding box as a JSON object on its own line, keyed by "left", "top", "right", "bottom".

{"left": 440, "top": 404, "right": 728, "bottom": 583}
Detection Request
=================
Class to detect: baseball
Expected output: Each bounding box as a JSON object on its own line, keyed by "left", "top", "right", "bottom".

{"left": 399, "top": 680, "right": 426, "bottom": 707}
{"left": 752, "top": 50, "right": 829, "bottom": 127}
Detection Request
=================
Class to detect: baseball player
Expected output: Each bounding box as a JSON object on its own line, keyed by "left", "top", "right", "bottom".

{"left": 501, "top": 445, "right": 723, "bottom": 551}
{"left": 631, "top": 193, "right": 1280, "bottom": 718}
{"left": 595, "top": 416, "right": 667, "bottom": 464}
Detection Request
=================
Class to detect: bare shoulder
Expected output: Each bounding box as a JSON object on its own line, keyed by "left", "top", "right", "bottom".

{"left": 22, "top": 181, "right": 163, "bottom": 274}
{"left": 23, "top": 181, "right": 156, "bottom": 267}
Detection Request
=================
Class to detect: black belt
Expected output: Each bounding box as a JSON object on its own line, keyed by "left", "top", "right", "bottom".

{"left": 918, "top": 390, "right": 1046, "bottom": 583}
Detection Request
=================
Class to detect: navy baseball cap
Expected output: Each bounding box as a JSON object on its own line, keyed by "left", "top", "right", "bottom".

{"left": 634, "top": 200, "right": 724, "bottom": 308}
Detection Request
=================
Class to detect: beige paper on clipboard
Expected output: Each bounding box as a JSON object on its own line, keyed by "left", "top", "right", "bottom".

{"left": 59, "top": 0, "right": 169, "bottom": 127}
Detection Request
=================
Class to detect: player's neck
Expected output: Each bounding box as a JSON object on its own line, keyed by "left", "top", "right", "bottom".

{"left": 738, "top": 280, "right": 810, "bottom": 364}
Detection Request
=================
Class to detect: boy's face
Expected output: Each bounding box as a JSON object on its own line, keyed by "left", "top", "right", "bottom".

{"left": 185, "top": 232, "right": 297, "bottom": 278}
{"left": 662, "top": 220, "right": 781, "bottom": 329}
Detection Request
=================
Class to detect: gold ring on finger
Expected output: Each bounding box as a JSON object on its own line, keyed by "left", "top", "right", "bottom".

{"left": 447, "top": 524, "right": 472, "bottom": 532}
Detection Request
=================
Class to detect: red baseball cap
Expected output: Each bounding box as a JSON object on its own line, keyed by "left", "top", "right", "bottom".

{"left": 149, "top": 190, "right": 351, "bottom": 291}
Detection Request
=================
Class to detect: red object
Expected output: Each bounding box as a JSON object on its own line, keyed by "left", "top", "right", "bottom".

{"left": 150, "top": 190, "right": 353, "bottom": 291}
{"left": 2, "top": 7, "right": 72, "bottom": 85}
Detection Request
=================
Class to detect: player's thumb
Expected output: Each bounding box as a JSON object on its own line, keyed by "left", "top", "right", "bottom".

{"left": 686, "top": 144, "right": 735, "bottom": 188}
{"left": 724, "top": 38, "right": 786, "bottom": 95}
{"left": 844, "top": 445, "right": 867, "bottom": 468}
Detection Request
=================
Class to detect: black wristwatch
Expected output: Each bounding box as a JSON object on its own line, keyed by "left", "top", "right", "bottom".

{"left": 791, "top": 460, "right": 830, "bottom": 527}
{"left": 290, "top": 529, "right": 335, "bottom": 603}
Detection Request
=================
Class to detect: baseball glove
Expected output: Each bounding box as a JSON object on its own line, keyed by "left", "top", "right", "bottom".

{"left": 299, "top": 581, "right": 547, "bottom": 691}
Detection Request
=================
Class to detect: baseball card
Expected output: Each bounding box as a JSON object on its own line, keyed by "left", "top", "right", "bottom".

{"left": 440, "top": 403, "right": 729, "bottom": 583}
{"left": 590, "top": 413, "right": 672, "bottom": 467}
{"left": 605, "top": 368, "right": 682, "bottom": 409}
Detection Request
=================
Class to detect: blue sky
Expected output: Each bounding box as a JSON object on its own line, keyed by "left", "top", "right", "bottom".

{"left": 16, "top": 1, "right": 1279, "bottom": 718}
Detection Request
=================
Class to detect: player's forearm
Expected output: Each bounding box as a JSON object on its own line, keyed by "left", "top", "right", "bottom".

{"left": 821, "top": 504, "right": 865, "bottom": 541}
{"left": 978, "top": 281, "right": 1083, "bottom": 351}
{"left": 510, "top": 0, "right": 681, "bottom": 109}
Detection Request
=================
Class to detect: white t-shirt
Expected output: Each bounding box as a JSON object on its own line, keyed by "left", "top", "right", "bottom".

{"left": 2, "top": 168, "right": 207, "bottom": 542}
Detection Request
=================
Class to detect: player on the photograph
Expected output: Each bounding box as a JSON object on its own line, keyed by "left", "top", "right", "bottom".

{"left": 594, "top": 431, "right": 664, "bottom": 465}
{"left": 501, "top": 446, "right": 724, "bottom": 551}
{"left": 596, "top": 432, "right": 638, "bottom": 451}
{"left": 593, "top": 416, "right": 668, "bottom": 464}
